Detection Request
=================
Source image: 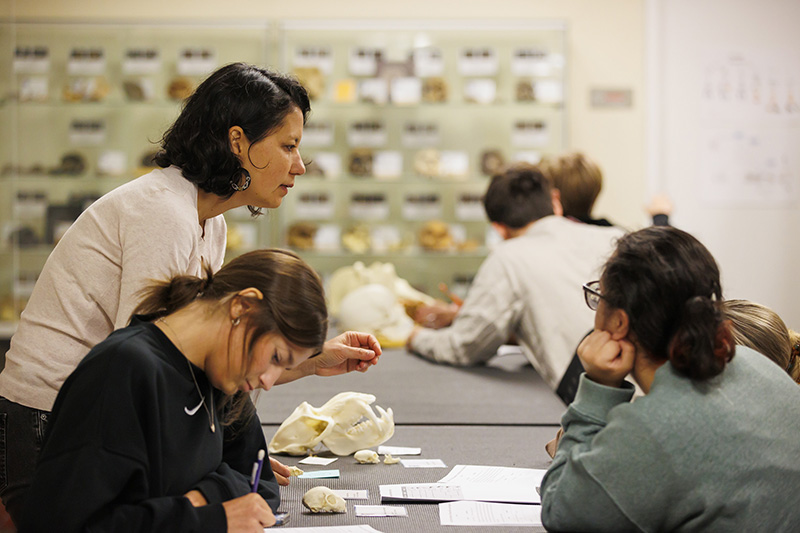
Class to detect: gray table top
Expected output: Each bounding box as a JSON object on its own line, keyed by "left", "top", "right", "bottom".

{"left": 256, "top": 348, "right": 566, "bottom": 426}
{"left": 263, "top": 424, "right": 557, "bottom": 533}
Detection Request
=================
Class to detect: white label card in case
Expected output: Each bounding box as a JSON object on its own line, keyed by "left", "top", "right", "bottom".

{"left": 511, "top": 47, "right": 551, "bottom": 77}
{"left": 534, "top": 80, "right": 564, "bottom": 104}
{"left": 295, "top": 192, "right": 334, "bottom": 220}
{"left": 177, "top": 48, "right": 217, "bottom": 76}
{"left": 67, "top": 48, "right": 106, "bottom": 76}
{"left": 302, "top": 122, "right": 335, "bottom": 147}
{"left": 349, "top": 47, "right": 383, "bottom": 76}
{"left": 122, "top": 48, "right": 161, "bottom": 75}
{"left": 349, "top": 193, "right": 389, "bottom": 220}
{"left": 13, "top": 46, "right": 50, "bottom": 73}
{"left": 69, "top": 119, "right": 107, "bottom": 145}
{"left": 294, "top": 46, "right": 333, "bottom": 74}
{"left": 456, "top": 193, "right": 486, "bottom": 221}
{"left": 347, "top": 121, "right": 387, "bottom": 147}
{"left": 511, "top": 121, "right": 549, "bottom": 148}
{"left": 309, "top": 152, "right": 342, "bottom": 178}
{"left": 458, "top": 47, "right": 498, "bottom": 76}
{"left": 402, "top": 194, "right": 442, "bottom": 220}
{"left": 413, "top": 47, "right": 444, "bottom": 77}
{"left": 439, "top": 151, "right": 469, "bottom": 177}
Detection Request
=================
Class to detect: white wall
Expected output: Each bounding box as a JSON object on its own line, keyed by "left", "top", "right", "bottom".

{"left": 4, "top": 0, "right": 648, "bottom": 229}
{"left": 650, "top": 0, "right": 800, "bottom": 325}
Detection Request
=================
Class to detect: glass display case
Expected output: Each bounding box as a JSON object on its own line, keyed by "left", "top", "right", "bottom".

{"left": 278, "top": 20, "right": 568, "bottom": 295}
{"left": 0, "top": 19, "right": 567, "bottom": 331}
{"left": 0, "top": 22, "right": 271, "bottom": 329}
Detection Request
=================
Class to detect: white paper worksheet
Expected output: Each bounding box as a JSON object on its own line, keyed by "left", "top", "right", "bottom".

{"left": 439, "top": 501, "right": 542, "bottom": 527}
{"left": 271, "top": 525, "right": 384, "bottom": 532}
{"left": 438, "top": 465, "right": 547, "bottom": 486}
{"left": 380, "top": 483, "right": 538, "bottom": 504}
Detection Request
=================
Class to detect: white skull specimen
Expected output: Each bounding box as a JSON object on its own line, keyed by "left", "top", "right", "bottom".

{"left": 268, "top": 392, "right": 394, "bottom": 456}
{"left": 337, "top": 284, "right": 415, "bottom": 347}
{"left": 302, "top": 486, "right": 346, "bottom": 513}
{"left": 354, "top": 449, "right": 380, "bottom": 464}
{"left": 328, "top": 261, "right": 434, "bottom": 317}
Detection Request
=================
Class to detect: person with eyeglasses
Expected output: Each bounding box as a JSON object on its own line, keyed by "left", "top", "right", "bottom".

{"left": 540, "top": 226, "right": 800, "bottom": 532}
{"left": 406, "top": 163, "right": 623, "bottom": 401}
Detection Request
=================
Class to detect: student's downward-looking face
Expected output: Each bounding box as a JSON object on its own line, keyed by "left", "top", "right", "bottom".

{"left": 210, "top": 332, "right": 316, "bottom": 395}
{"left": 236, "top": 105, "right": 306, "bottom": 209}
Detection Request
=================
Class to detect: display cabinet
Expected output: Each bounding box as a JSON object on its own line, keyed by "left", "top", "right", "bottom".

{"left": 277, "top": 20, "right": 568, "bottom": 296}
{"left": 0, "top": 22, "right": 271, "bottom": 329}
{"left": 0, "top": 19, "right": 568, "bottom": 332}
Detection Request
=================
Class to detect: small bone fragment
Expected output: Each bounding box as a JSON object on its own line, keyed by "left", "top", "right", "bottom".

{"left": 383, "top": 453, "right": 400, "bottom": 464}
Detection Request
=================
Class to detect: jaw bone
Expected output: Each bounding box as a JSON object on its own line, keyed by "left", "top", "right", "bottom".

{"left": 268, "top": 392, "right": 394, "bottom": 456}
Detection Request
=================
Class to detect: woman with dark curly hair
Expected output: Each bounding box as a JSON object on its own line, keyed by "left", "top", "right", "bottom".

{"left": 540, "top": 226, "right": 800, "bottom": 532}
{"left": 0, "top": 63, "right": 381, "bottom": 525}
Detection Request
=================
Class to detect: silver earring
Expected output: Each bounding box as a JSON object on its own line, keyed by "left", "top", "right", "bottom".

{"left": 232, "top": 317, "right": 240, "bottom": 326}
{"left": 230, "top": 169, "right": 251, "bottom": 191}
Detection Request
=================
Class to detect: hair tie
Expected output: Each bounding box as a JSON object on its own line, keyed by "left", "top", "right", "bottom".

{"left": 788, "top": 343, "right": 799, "bottom": 373}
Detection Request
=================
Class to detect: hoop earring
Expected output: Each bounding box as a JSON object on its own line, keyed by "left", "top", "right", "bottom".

{"left": 232, "top": 317, "right": 240, "bottom": 326}
{"left": 230, "top": 169, "right": 251, "bottom": 191}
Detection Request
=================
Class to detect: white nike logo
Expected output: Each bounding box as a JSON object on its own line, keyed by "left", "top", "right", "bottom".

{"left": 184, "top": 397, "right": 205, "bottom": 416}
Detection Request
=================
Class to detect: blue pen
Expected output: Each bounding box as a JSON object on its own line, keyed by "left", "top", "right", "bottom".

{"left": 250, "top": 449, "right": 265, "bottom": 492}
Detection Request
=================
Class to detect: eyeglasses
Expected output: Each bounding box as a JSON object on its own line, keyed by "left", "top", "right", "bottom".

{"left": 582, "top": 280, "right": 603, "bottom": 311}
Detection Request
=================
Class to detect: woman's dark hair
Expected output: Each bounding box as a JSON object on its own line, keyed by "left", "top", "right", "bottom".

{"left": 601, "top": 226, "right": 734, "bottom": 380}
{"left": 133, "top": 248, "right": 327, "bottom": 424}
{"left": 483, "top": 163, "right": 554, "bottom": 228}
{"left": 155, "top": 63, "right": 311, "bottom": 215}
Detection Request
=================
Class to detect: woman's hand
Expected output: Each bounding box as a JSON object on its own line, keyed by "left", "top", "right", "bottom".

{"left": 270, "top": 457, "right": 291, "bottom": 486}
{"left": 223, "top": 493, "right": 276, "bottom": 531}
{"left": 577, "top": 330, "right": 635, "bottom": 388}
{"left": 276, "top": 331, "right": 382, "bottom": 384}
{"left": 314, "top": 331, "right": 382, "bottom": 376}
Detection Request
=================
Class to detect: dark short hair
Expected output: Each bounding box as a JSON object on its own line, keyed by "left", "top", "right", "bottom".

{"left": 483, "top": 163, "right": 553, "bottom": 228}
{"left": 601, "top": 226, "right": 734, "bottom": 380}
{"left": 155, "top": 63, "right": 310, "bottom": 202}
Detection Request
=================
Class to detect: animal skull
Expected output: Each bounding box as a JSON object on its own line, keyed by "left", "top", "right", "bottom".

{"left": 354, "top": 449, "right": 380, "bottom": 464}
{"left": 303, "top": 486, "right": 346, "bottom": 513}
{"left": 268, "top": 392, "right": 394, "bottom": 456}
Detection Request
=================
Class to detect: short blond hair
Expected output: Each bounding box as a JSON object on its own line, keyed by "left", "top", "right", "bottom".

{"left": 722, "top": 299, "right": 800, "bottom": 384}
{"left": 540, "top": 152, "right": 602, "bottom": 218}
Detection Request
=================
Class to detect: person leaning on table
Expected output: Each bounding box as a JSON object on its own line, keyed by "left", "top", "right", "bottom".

{"left": 0, "top": 62, "right": 380, "bottom": 525}
{"left": 540, "top": 226, "right": 800, "bottom": 532}
{"left": 19, "top": 249, "right": 360, "bottom": 531}
{"left": 406, "top": 163, "right": 623, "bottom": 400}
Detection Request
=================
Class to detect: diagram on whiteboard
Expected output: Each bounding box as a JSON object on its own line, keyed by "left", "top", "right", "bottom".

{"left": 699, "top": 50, "right": 799, "bottom": 207}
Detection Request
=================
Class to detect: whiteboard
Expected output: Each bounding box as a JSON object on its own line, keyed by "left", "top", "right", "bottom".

{"left": 650, "top": 0, "right": 800, "bottom": 326}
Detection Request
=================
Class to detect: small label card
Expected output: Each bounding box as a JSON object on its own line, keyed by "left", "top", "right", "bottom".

{"left": 511, "top": 47, "right": 551, "bottom": 77}
{"left": 14, "top": 46, "right": 50, "bottom": 73}
{"left": 294, "top": 45, "right": 333, "bottom": 74}
{"left": 511, "top": 120, "right": 549, "bottom": 147}
{"left": 458, "top": 47, "right": 498, "bottom": 76}
{"left": 455, "top": 193, "right": 486, "bottom": 221}
{"left": 347, "top": 121, "right": 387, "bottom": 147}
{"left": 122, "top": 48, "right": 161, "bottom": 75}
{"left": 402, "top": 193, "right": 442, "bottom": 220}
{"left": 67, "top": 48, "right": 106, "bottom": 75}
{"left": 302, "top": 121, "right": 335, "bottom": 147}
{"left": 295, "top": 192, "right": 334, "bottom": 219}
{"left": 349, "top": 46, "right": 383, "bottom": 76}
{"left": 69, "top": 119, "right": 107, "bottom": 145}
{"left": 334, "top": 490, "right": 369, "bottom": 500}
{"left": 177, "top": 48, "right": 217, "bottom": 76}
{"left": 297, "top": 469, "right": 340, "bottom": 479}
{"left": 378, "top": 446, "right": 422, "bottom": 456}
{"left": 400, "top": 459, "right": 447, "bottom": 468}
{"left": 349, "top": 193, "right": 389, "bottom": 220}
{"left": 355, "top": 505, "right": 408, "bottom": 517}
{"left": 413, "top": 47, "right": 444, "bottom": 77}
{"left": 402, "top": 122, "right": 440, "bottom": 148}
{"left": 299, "top": 456, "right": 338, "bottom": 466}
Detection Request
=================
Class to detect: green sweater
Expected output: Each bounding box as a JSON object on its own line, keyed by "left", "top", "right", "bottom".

{"left": 541, "top": 346, "right": 800, "bottom": 532}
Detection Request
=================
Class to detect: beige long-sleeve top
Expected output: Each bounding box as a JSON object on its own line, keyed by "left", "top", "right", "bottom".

{"left": 0, "top": 166, "right": 227, "bottom": 411}
{"left": 409, "top": 216, "right": 624, "bottom": 390}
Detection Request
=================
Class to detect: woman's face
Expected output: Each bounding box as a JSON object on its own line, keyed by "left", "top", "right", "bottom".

{"left": 237, "top": 106, "right": 306, "bottom": 208}
{"left": 211, "top": 331, "right": 316, "bottom": 395}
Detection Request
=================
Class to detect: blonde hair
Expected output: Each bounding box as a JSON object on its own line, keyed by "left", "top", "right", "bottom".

{"left": 539, "top": 152, "right": 603, "bottom": 218}
{"left": 721, "top": 299, "right": 800, "bottom": 384}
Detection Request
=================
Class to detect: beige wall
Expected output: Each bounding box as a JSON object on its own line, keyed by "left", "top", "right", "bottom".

{"left": 5, "top": 0, "right": 647, "bottom": 228}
